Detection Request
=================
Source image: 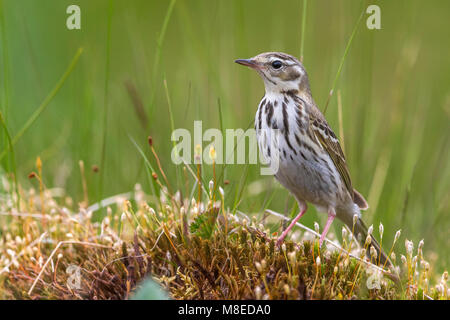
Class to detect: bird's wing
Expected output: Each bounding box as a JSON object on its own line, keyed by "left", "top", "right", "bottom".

{"left": 308, "top": 113, "right": 354, "bottom": 200}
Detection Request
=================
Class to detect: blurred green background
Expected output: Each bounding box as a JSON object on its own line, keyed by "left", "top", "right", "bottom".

{"left": 0, "top": 1, "right": 449, "bottom": 271}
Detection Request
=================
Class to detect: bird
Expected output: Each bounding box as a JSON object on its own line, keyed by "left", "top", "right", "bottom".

{"left": 235, "top": 52, "right": 391, "bottom": 267}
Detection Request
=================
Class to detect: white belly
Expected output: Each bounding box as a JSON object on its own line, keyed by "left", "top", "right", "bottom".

{"left": 255, "top": 93, "right": 347, "bottom": 210}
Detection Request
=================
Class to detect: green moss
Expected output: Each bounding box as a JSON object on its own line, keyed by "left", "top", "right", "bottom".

{"left": 0, "top": 163, "right": 448, "bottom": 300}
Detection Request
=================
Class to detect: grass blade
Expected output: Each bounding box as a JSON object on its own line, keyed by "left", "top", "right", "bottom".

{"left": 148, "top": 0, "right": 177, "bottom": 121}
{"left": 163, "top": 78, "right": 181, "bottom": 188}
{"left": 129, "top": 135, "right": 161, "bottom": 206}
{"left": 98, "top": 0, "right": 114, "bottom": 204}
{"left": 323, "top": 6, "right": 365, "bottom": 114}
{"left": 337, "top": 90, "right": 346, "bottom": 153}
{"left": 0, "top": 0, "right": 10, "bottom": 117}
{"left": 0, "top": 111, "right": 19, "bottom": 208}
{"left": 300, "top": 0, "right": 307, "bottom": 62}
{"left": 0, "top": 47, "right": 84, "bottom": 161}
{"left": 217, "top": 98, "right": 226, "bottom": 183}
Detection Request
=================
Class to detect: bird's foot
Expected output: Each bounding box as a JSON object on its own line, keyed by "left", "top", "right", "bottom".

{"left": 276, "top": 236, "right": 285, "bottom": 248}
{"left": 275, "top": 204, "right": 308, "bottom": 248}
{"left": 318, "top": 207, "right": 336, "bottom": 247}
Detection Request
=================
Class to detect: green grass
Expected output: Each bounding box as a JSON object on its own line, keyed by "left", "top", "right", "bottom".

{"left": 97, "top": 0, "right": 113, "bottom": 205}
{"left": 0, "top": 0, "right": 449, "bottom": 284}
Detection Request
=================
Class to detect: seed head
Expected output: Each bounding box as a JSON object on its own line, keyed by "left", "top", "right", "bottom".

{"left": 365, "top": 235, "right": 372, "bottom": 246}
{"left": 209, "top": 146, "right": 216, "bottom": 161}
{"left": 36, "top": 157, "right": 42, "bottom": 171}
{"left": 360, "top": 249, "right": 366, "bottom": 258}
{"left": 314, "top": 222, "right": 320, "bottom": 234}
{"left": 255, "top": 262, "right": 263, "bottom": 273}
{"left": 370, "top": 245, "right": 377, "bottom": 259}
{"left": 401, "top": 254, "right": 407, "bottom": 265}
{"left": 261, "top": 259, "right": 267, "bottom": 270}
{"left": 288, "top": 251, "right": 296, "bottom": 265}
{"left": 353, "top": 214, "right": 358, "bottom": 226}
{"left": 405, "top": 239, "right": 414, "bottom": 256}
{"left": 342, "top": 227, "right": 347, "bottom": 239}
{"left": 390, "top": 252, "right": 396, "bottom": 262}
{"left": 418, "top": 239, "right": 424, "bottom": 252}
{"left": 379, "top": 223, "right": 384, "bottom": 237}
{"left": 368, "top": 225, "right": 373, "bottom": 235}
{"left": 283, "top": 284, "right": 290, "bottom": 295}
{"left": 394, "top": 230, "right": 401, "bottom": 243}
{"left": 194, "top": 144, "right": 202, "bottom": 161}
{"left": 255, "top": 286, "right": 262, "bottom": 300}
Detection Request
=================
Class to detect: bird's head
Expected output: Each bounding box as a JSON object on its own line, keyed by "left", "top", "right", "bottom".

{"left": 235, "top": 52, "right": 311, "bottom": 96}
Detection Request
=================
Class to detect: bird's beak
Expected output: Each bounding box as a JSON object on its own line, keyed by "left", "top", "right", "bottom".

{"left": 235, "top": 58, "right": 259, "bottom": 69}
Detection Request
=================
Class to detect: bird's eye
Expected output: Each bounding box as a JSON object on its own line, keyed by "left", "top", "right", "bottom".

{"left": 271, "top": 60, "right": 283, "bottom": 69}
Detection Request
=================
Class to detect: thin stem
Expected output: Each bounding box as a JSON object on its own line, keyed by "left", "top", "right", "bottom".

{"left": 0, "top": 48, "right": 83, "bottom": 161}
{"left": 163, "top": 78, "right": 181, "bottom": 189}
{"left": 148, "top": 0, "right": 177, "bottom": 121}
{"left": 300, "top": 0, "right": 307, "bottom": 62}
{"left": 0, "top": 111, "right": 19, "bottom": 209}
{"left": 98, "top": 0, "right": 114, "bottom": 205}
{"left": 323, "top": 6, "right": 365, "bottom": 114}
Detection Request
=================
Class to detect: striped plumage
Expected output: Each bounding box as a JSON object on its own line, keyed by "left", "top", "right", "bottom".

{"left": 236, "top": 52, "right": 391, "bottom": 268}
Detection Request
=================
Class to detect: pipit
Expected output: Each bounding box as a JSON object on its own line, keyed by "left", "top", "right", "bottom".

{"left": 236, "top": 52, "right": 390, "bottom": 266}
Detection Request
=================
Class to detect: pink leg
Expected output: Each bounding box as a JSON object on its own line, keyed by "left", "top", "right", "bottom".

{"left": 319, "top": 207, "right": 336, "bottom": 245}
{"left": 277, "top": 202, "right": 307, "bottom": 247}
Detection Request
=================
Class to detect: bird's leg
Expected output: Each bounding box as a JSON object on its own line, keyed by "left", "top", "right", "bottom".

{"left": 276, "top": 202, "right": 307, "bottom": 247}
{"left": 319, "top": 207, "right": 336, "bottom": 246}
